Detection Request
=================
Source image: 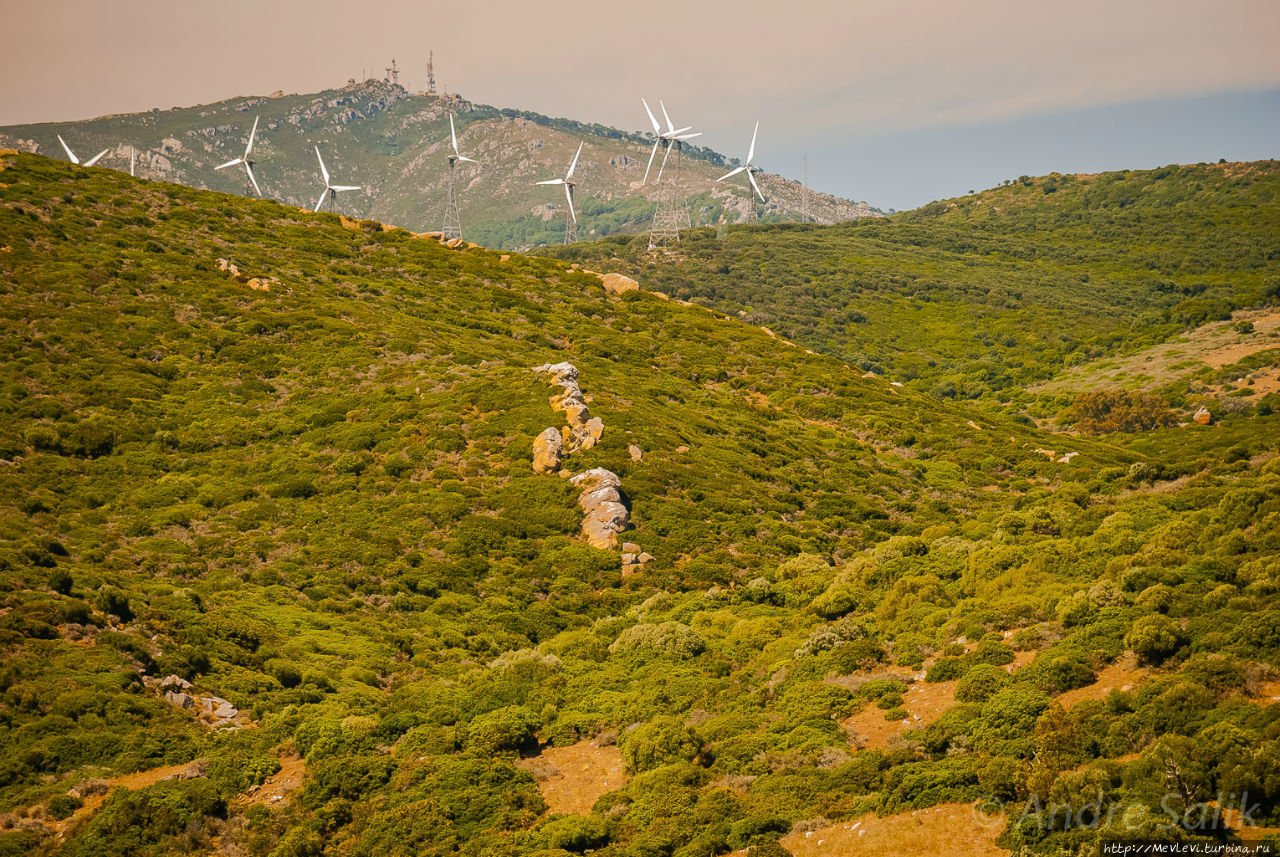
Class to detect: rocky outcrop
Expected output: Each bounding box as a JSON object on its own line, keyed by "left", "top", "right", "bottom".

{"left": 1194, "top": 406, "right": 1213, "bottom": 425}
{"left": 621, "top": 542, "right": 654, "bottom": 577}
{"left": 530, "top": 364, "right": 633, "bottom": 553}
{"left": 535, "top": 362, "right": 605, "bottom": 453}
{"left": 149, "top": 674, "right": 243, "bottom": 728}
{"left": 571, "top": 468, "right": 630, "bottom": 549}
{"left": 601, "top": 273, "right": 639, "bottom": 295}
{"left": 532, "top": 427, "right": 563, "bottom": 474}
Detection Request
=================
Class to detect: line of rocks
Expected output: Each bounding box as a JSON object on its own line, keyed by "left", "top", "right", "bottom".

{"left": 532, "top": 362, "right": 605, "bottom": 473}
{"left": 531, "top": 363, "right": 647, "bottom": 559}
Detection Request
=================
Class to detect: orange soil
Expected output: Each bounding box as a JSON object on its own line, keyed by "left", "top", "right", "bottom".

{"left": 778, "top": 803, "right": 1009, "bottom": 857}
{"left": 1056, "top": 655, "right": 1147, "bottom": 708}
{"left": 1252, "top": 679, "right": 1280, "bottom": 704}
{"left": 238, "top": 754, "right": 306, "bottom": 808}
{"left": 514, "top": 741, "right": 627, "bottom": 816}
{"left": 841, "top": 650, "right": 1035, "bottom": 750}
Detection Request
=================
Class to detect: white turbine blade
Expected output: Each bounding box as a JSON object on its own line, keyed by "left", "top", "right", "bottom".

{"left": 83, "top": 149, "right": 108, "bottom": 167}
{"left": 642, "top": 98, "right": 660, "bottom": 134}
{"left": 747, "top": 120, "right": 759, "bottom": 165}
{"left": 535, "top": 178, "right": 565, "bottom": 186}
{"left": 717, "top": 165, "right": 746, "bottom": 182}
{"left": 315, "top": 146, "right": 330, "bottom": 186}
{"left": 659, "top": 100, "right": 674, "bottom": 134}
{"left": 450, "top": 114, "right": 462, "bottom": 156}
{"left": 675, "top": 132, "right": 701, "bottom": 141}
{"left": 215, "top": 157, "right": 242, "bottom": 171}
{"left": 643, "top": 139, "right": 660, "bottom": 183}
{"left": 331, "top": 185, "right": 360, "bottom": 192}
{"left": 656, "top": 139, "right": 672, "bottom": 183}
{"left": 244, "top": 162, "right": 261, "bottom": 197}
{"left": 748, "top": 168, "right": 764, "bottom": 203}
{"left": 565, "top": 141, "right": 583, "bottom": 180}
{"left": 565, "top": 183, "right": 576, "bottom": 225}
{"left": 669, "top": 125, "right": 692, "bottom": 137}
{"left": 456, "top": 155, "right": 477, "bottom": 164}
{"left": 314, "top": 188, "right": 329, "bottom": 212}
{"left": 57, "top": 135, "right": 79, "bottom": 164}
{"left": 245, "top": 116, "right": 259, "bottom": 157}
{"left": 130, "top": 148, "right": 136, "bottom": 177}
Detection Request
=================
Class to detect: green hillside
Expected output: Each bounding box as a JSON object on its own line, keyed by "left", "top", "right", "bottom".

{"left": 551, "top": 161, "right": 1280, "bottom": 419}
{"left": 0, "top": 81, "right": 878, "bottom": 251}
{"left": 1, "top": 154, "right": 1278, "bottom": 856}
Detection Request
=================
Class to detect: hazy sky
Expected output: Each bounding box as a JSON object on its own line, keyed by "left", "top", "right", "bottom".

{"left": 3, "top": 0, "right": 1277, "bottom": 210}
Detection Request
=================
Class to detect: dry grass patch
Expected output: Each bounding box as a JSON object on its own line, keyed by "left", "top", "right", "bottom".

{"left": 1057, "top": 654, "right": 1147, "bottom": 709}
{"left": 779, "top": 803, "right": 1009, "bottom": 857}
{"left": 514, "top": 740, "right": 627, "bottom": 815}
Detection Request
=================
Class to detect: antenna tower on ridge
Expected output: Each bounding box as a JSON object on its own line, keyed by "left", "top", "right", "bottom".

{"left": 386, "top": 59, "right": 399, "bottom": 85}
{"left": 802, "top": 155, "right": 810, "bottom": 223}
{"left": 427, "top": 51, "right": 437, "bottom": 95}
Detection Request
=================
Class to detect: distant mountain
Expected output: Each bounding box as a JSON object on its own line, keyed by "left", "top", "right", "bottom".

{"left": 0, "top": 79, "right": 879, "bottom": 249}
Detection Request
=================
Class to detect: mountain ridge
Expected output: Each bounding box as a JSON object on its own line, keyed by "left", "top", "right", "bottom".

{"left": 0, "top": 79, "right": 880, "bottom": 250}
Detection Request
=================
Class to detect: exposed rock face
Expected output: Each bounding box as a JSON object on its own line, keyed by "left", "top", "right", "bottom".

{"left": 531, "top": 364, "right": 632, "bottom": 552}
{"left": 571, "top": 468, "right": 629, "bottom": 549}
{"left": 1194, "top": 406, "right": 1213, "bottom": 425}
{"left": 532, "top": 427, "right": 563, "bottom": 474}
{"left": 165, "top": 690, "right": 195, "bottom": 710}
{"left": 601, "top": 273, "right": 639, "bottom": 295}
{"left": 535, "top": 362, "right": 604, "bottom": 453}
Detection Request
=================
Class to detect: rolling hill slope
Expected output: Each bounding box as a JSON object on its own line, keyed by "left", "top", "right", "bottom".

{"left": 549, "top": 161, "right": 1280, "bottom": 418}
{"left": 0, "top": 80, "right": 877, "bottom": 250}
{"left": 1, "top": 154, "right": 1278, "bottom": 857}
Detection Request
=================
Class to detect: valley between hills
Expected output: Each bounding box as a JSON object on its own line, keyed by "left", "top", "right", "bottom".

{"left": 0, "top": 149, "right": 1277, "bottom": 857}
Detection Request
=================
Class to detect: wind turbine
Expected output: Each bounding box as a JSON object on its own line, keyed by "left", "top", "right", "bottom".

{"left": 129, "top": 147, "right": 136, "bottom": 177}
{"left": 442, "top": 114, "right": 477, "bottom": 240}
{"left": 641, "top": 98, "right": 688, "bottom": 184}
{"left": 717, "top": 121, "right": 765, "bottom": 222}
{"left": 311, "top": 146, "right": 361, "bottom": 212}
{"left": 654, "top": 101, "right": 701, "bottom": 184}
{"left": 535, "top": 141, "right": 583, "bottom": 244}
{"left": 448, "top": 114, "right": 476, "bottom": 166}
{"left": 215, "top": 116, "right": 262, "bottom": 197}
{"left": 57, "top": 135, "right": 108, "bottom": 168}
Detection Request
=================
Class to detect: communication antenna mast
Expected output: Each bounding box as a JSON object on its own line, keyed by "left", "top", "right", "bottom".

{"left": 426, "top": 51, "right": 437, "bottom": 95}
{"left": 802, "top": 155, "right": 810, "bottom": 223}
{"left": 385, "top": 59, "right": 399, "bottom": 85}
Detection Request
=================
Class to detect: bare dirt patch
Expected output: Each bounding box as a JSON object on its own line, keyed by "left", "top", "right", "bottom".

{"left": 238, "top": 754, "right": 306, "bottom": 808}
{"left": 779, "top": 803, "right": 1009, "bottom": 857}
{"left": 1251, "top": 679, "right": 1280, "bottom": 704}
{"left": 514, "top": 740, "right": 627, "bottom": 816}
{"left": 840, "top": 650, "right": 1034, "bottom": 750}
{"left": 1057, "top": 654, "right": 1147, "bottom": 708}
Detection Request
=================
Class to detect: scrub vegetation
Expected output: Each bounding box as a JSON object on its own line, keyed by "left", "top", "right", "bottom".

{"left": 0, "top": 153, "right": 1277, "bottom": 856}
